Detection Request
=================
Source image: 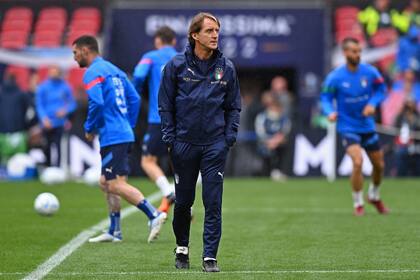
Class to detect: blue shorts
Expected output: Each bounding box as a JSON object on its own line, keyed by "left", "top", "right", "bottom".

{"left": 142, "top": 124, "right": 167, "bottom": 157}
{"left": 100, "top": 143, "right": 131, "bottom": 180}
{"left": 340, "top": 132, "right": 380, "bottom": 152}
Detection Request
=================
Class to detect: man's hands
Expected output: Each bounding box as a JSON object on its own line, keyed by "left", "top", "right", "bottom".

{"left": 42, "top": 117, "right": 52, "bottom": 130}
{"left": 328, "top": 112, "right": 338, "bottom": 122}
{"left": 362, "top": 105, "right": 375, "bottom": 117}
{"left": 85, "top": 132, "right": 95, "bottom": 142}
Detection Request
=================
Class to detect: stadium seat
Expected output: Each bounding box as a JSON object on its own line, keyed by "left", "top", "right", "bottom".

{"left": 66, "top": 30, "right": 96, "bottom": 46}
{"left": 69, "top": 19, "right": 100, "bottom": 34}
{"left": 33, "top": 30, "right": 62, "bottom": 47}
{"left": 35, "top": 19, "right": 66, "bottom": 33}
{"left": 370, "top": 28, "right": 398, "bottom": 47}
{"left": 4, "top": 65, "right": 31, "bottom": 92}
{"left": 335, "top": 6, "right": 360, "bottom": 20}
{"left": 4, "top": 7, "right": 33, "bottom": 22}
{"left": 2, "top": 19, "right": 32, "bottom": 33}
{"left": 38, "top": 7, "right": 67, "bottom": 22}
{"left": 67, "top": 67, "right": 86, "bottom": 92}
{"left": 72, "top": 7, "right": 101, "bottom": 21}
{"left": 0, "top": 31, "right": 28, "bottom": 49}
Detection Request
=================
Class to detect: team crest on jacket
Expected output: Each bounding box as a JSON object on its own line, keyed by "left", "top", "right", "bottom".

{"left": 361, "top": 77, "right": 368, "bottom": 88}
{"left": 215, "top": 67, "right": 224, "bottom": 80}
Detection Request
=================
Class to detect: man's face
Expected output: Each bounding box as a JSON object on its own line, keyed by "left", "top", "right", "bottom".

{"left": 48, "top": 66, "right": 61, "bottom": 79}
{"left": 344, "top": 42, "right": 361, "bottom": 66}
{"left": 194, "top": 18, "right": 220, "bottom": 51}
{"left": 72, "top": 45, "right": 88, "bottom": 68}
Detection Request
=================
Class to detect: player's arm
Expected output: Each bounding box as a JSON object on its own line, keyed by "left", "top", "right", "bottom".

{"left": 320, "top": 73, "right": 337, "bottom": 121}
{"left": 123, "top": 76, "right": 140, "bottom": 128}
{"left": 132, "top": 55, "right": 152, "bottom": 94}
{"left": 364, "top": 68, "right": 386, "bottom": 116}
{"left": 224, "top": 65, "right": 241, "bottom": 147}
{"left": 83, "top": 75, "right": 105, "bottom": 135}
{"left": 158, "top": 61, "right": 177, "bottom": 147}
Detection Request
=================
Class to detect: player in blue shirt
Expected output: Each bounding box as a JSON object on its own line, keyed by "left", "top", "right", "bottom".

{"left": 320, "top": 37, "right": 389, "bottom": 216}
{"left": 36, "top": 65, "right": 76, "bottom": 167}
{"left": 133, "top": 26, "right": 177, "bottom": 213}
{"left": 72, "top": 35, "right": 167, "bottom": 243}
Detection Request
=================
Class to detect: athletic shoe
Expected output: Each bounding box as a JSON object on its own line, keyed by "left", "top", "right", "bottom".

{"left": 353, "top": 205, "right": 365, "bottom": 216}
{"left": 174, "top": 247, "right": 189, "bottom": 269}
{"left": 147, "top": 212, "right": 167, "bottom": 243}
{"left": 88, "top": 231, "right": 122, "bottom": 243}
{"left": 202, "top": 259, "right": 220, "bottom": 272}
{"left": 367, "top": 198, "right": 390, "bottom": 214}
{"left": 158, "top": 192, "right": 176, "bottom": 213}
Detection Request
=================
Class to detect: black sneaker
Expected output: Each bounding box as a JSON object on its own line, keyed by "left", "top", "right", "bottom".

{"left": 174, "top": 248, "right": 189, "bottom": 269}
{"left": 202, "top": 259, "right": 220, "bottom": 272}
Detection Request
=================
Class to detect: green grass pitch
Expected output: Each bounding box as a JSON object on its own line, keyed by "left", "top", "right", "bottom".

{"left": 1, "top": 178, "right": 420, "bottom": 279}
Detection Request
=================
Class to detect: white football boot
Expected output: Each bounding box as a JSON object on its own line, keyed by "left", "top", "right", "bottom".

{"left": 89, "top": 231, "right": 122, "bottom": 243}
{"left": 147, "top": 212, "right": 167, "bottom": 243}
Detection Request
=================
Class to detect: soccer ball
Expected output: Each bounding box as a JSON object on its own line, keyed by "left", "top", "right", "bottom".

{"left": 34, "top": 192, "right": 60, "bottom": 216}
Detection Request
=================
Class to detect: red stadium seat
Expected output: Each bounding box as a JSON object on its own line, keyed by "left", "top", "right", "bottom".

{"left": 2, "top": 19, "right": 32, "bottom": 33}
{"left": 335, "top": 6, "right": 360, "bottom": 20}
{"left": 67, "top": 67, "right": 86, "bottom": 92}
{"left": 0, "top": 31, "right": 28, "bottom": 49}
{"left": 369, "top": 28, "right": 398, "bottom": 47}
{"left": 4, "top": 7, "right": 33, "bottom": 22}
{"left": 35, "top": 19, "right": 66, "bottom": 33}
{"left": 38, "top": 7, "right": 67, "bottom": 22}
{"left": 66, "top": 30, "right": 96, "bottom": 46}
{"left": 33, "top": 30, "right": 62, "bottom": 47}
{"left": 4, "top": 65, "right": 31, "bottom": 92}
{"left": 69, "top": 19, "right": 100, "bottom": 34}
{"left": 72, "top": 7, "right": 101, "bottom": 21}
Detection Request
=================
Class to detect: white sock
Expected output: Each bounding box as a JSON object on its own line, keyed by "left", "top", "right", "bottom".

{"left": 352, "top": 191, "right": 364, "bottom": 208}
{"left": 368, "top": 183, "right": 380, "bottom": 201}
{"left": 176, "top": 246, "right": 188, "bottom": 255}
{"left": 155, "top": 176, "right": 173, "bottom": 197}
{"left": 203, "top": 257, "right": 216, "bottom": 261}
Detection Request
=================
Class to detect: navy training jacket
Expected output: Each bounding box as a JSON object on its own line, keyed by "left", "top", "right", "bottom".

{"left": 158, "top": 46, "right": 241, "bottom": 146}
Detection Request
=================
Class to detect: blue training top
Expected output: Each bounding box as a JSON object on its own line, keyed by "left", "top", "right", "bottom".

{"left": 83, "top": 57, "right": 140, "bottom": 147}
{"left": 133, "top": 46, "right": 177, "bottom": 124}
{"left": 36, "top": 78, "right": 76, "bottom": 128}
{"left": 320, "top": 63, "right": 386, "bottom": 134}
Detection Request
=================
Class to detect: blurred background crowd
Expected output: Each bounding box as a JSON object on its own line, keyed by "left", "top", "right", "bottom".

{"left": 0, "top": 0, "right": 420, "bottom": 181}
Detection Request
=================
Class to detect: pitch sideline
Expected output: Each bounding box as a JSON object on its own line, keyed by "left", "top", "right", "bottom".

{"left": 22, "top": 191, "right": 162, "bottom": 280}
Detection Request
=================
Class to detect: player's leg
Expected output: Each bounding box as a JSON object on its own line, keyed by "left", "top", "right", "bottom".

{"left": 200, "top": 139, "right": 228, "bottom": 272}
{"left": 89, "top": 175, "right": 122, "bottom": 243}
{"left": 141, "top": 155, "right": 175, "bottom": 212}
{"left": 346, "top": 144, "right": 365, "bottom": 215}
{"left": 102, "top": 143, "right": 167, "bottom": 242}
{"left": 366, "top": 149, "right": 389, "bottom": 214}
{"left": 141, "top": 125, "right": 175, "bottom": 213}
{"left": 171, "top": 141, "right": 200, "bottom": 269}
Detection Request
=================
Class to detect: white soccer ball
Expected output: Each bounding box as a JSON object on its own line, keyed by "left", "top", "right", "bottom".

{"left": 34, "top": 192, "right": 60, "bottom": 216}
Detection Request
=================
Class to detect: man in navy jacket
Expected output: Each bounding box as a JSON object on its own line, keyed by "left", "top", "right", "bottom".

{"left": 158, "top": 12, "right": 241, "bottom": 272}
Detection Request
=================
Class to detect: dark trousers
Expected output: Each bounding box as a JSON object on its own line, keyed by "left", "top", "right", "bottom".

{"left": 171, "top": 139, "right": 228, "bottom": 259}
{"left": 43, "top": 127, "right": 63, "bottom": 167}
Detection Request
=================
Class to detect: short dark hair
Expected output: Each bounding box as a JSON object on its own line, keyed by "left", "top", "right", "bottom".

{"left": 155, "top": 26, "right": 176, "bottom": 44}
{"left": 341, "top": 37, "right": 359, "bottom": 50}
{"left": 188, "top": 12, "right": 220, "bottom": 47}
{"left": 72, "top": 35, "right": 99, "bottom": 53}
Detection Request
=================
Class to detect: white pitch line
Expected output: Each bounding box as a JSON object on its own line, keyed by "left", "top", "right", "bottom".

{"left": 9, "top": 269, "right": 420, "bottom": 276}
{"left": 22, "top": 191, "right": 162, "bottom": 280}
